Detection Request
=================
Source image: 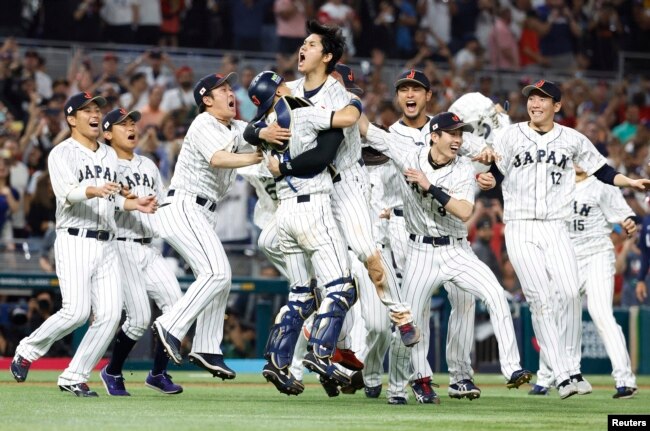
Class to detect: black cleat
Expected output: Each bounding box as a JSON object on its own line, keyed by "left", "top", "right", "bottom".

{"left": 506, "top": 369, "right": 533, "bottom": 389}
{"left": 262, "top": 363, "right": 304, "bottom": 396}
{"left": 303, "top": 351, "right": 351, "bottom": 386}
{"left": 152, "top": 321, "right": 183, "bottom": 365}
{"left": 10, "top": 354, "right": 31, "bottom": 383}
{"left": 59, "top": 383, "right": 99, "bottom": 397}
{"left": 188, "top": 352, "right": 236, "bottom": 380}
{"left": 340, "top": 370, "right": 365, "bottom": 394}
{"left": 319, "top": 376, "right": 340, "bottom": 397}
{"left": 388, "top": 396, "right": 407, "bottom": 405}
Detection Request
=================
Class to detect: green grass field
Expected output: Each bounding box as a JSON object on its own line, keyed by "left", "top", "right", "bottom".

{"left": 0, "top": 372, "right": 648, "bottom": 431}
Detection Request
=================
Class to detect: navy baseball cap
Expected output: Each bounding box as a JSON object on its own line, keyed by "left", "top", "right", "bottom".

{"left": 64, "top": 92, "right": 107, "bottom": 116}
{"left": 394, "top": 69, "right": 431, "bottom": 91}
{"left": 193, "top": 72, "right": 238, "bottom": 109}
{"left": 430, "top": 112, "right": 474, "bottom": 133}
{"left": 333, "top": 64, "right": 363, "bottom": 95}
{"left": 522, "top": 79, "right": 562, "bottom": 102}
{"left": 102, "top": 108, "right": 141, "bottom": 131}
{"left": 249, "top": 71, "right": 284, "bottom": 121}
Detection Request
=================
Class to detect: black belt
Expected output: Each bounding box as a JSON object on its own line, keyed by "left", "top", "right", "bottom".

{"left": 331, "top": 159, "right": 365, "bottom": 184}
{"left": 297, "top": 195, "right": 310, "bottom": 203}
{"left": 393, "top": 208, "right": 404, "bottom": 217}
{"left": 168, "top": 190, "right": 217, "bottom": 212}
{"left": 67, "top": 228, "right": 112, "bottom": 241}
{"left": 116, "top": 237, "right": 153, "bottom": 244}
{"left": 409, "top": 233, "right": 462, "bottom": 246}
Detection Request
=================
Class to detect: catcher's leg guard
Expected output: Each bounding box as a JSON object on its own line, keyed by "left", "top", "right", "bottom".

{"left": 265, "top": 285, "right": 317, "bottom": 369}
{"left": 309, "top": 277, "right": 358, "bottom": 357}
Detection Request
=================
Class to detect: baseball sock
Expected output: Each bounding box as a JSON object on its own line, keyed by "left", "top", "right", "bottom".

{"left": 151, "top": 340, "right": 170, "bottom": 375}
{"left": 106, "top": 330, "right": 137, "bottom": 375}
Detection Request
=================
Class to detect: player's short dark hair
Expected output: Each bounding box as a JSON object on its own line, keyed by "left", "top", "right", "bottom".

{"left": 306, "top": 20, "right": 345, "bottom": 74}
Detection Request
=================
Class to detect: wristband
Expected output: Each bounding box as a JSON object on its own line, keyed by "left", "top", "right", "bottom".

{"left": 279, "top": 162, "right": 291, "bottom": 175}
{"left": 348, "top": 98, "right": 363, "bottom": 114}
{"left": 427, "top": 185, "right": 451, "bottom": 207}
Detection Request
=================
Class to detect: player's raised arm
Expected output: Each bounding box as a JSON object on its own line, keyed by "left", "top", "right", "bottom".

{"left": 404, "top": 167, "right": 474, "bottom": 221}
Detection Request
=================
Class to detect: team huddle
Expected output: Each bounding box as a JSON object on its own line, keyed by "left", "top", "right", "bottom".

{"left": 9, "top": 20, "right": 646, "bottom": 402}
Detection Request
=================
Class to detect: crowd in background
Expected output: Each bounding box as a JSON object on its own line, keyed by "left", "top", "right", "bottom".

{"left": 0, "top": 0, "right": 650, "bottom": 358}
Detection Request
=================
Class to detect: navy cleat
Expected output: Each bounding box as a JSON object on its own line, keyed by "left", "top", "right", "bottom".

{"left": 152, "top": 321, "right": 182, "bottom": 365}
{"left": 364, "top": 384, "right": 382, "bottom": 399}
{"left": 145, "top": 371, "right": 183, "bottom": 394}
{"left": 188, "top": 352, "right": 236, "bottom": 380}
{"left": 388, "top": 396, "right": 407, "bottom": 405}
{"left": 319, "top": 375, "right": 340, "bottom": 397}
{"left": 411, "top": 376, "right": 441, "bottom": 404}
{"left": 398, "top": 322, "right": 420, "bottom": 347}
{"left": 528, "top": 384, "right": 549, "bottom": 396}
{"left": 506, "top": 369, "right": 533, "bottom": 389}
{"left": 303, "top": 351, "right": 351, "bottom": 386}
{"left": 613, "top": 386, "right": 638, "bottom": 399}
{"left": 340, "top": 370, "right": 365, "bottom": 394}
{"left": 59, "top": 383, "right": 99, "bottom": 397}
{"left": 262, "top": 363, "right": 304, "bottom": 396}
{"left": 100, "top": 366, "right": 130, "bottom": 396}
{"left": 10, "top": 354, "right": 31, "bottom": 383}
{"left": 448, "top": 379, "right": 481, "bottom": 400}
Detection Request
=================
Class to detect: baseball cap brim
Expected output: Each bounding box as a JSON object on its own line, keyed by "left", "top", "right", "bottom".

{"left": 106, "top": 110, "right": 142, "bottom": 130}
{"left": 521, "top": 85, "right": 557, "bottom": 101}
{"left": 67, "top": 96, "right": 108, "bottom": 116}
{"left": 394, "top": 78, "right": 430, "bottom": 90}
{"left": 443, "top": 122, "right": 474, "bottom": 133}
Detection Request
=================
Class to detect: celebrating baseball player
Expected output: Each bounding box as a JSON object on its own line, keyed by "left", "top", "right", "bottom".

{"left": 99, "top": 108, "right": 184, "bottom": 396}
{"left": 530, "top": 165, "right": 639, "bottom": 399}
{"left": 10, "top": 93, "right": 157, "bottom": 397}
{"left": 360, "top": 112, "right": 533, "bottom": 405}
{"left": 152, "top": 72, "right": 262, "bottom": 379}
{"left": 246, "top": 70, "right": 363, "bottom": 394}
{"left": 491, "top": 79, "right": 650, "bottom": 399}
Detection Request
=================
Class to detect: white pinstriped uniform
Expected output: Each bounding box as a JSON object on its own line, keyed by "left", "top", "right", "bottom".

{"left": 287, "top": 77, "right": 410, "bottom": 319}
{"left": 237, "top": 163, "right": 278, "bottom": 231}
{"left": 535, "top": 177, "right": 637, "bottom": 388}
{"left": 366, "top": 125, "right": 523, "bottom": 384}
{"left": 493, "top": 122, "right": 608, "bottom": 386}
{"left": 114, "top": 155, "right": 182, "bottom": 341}
{"left": 16, "top": 138, "right": 124, "bottom": 385}
{"left": 154, "top": 112, "right": 251, "bottom": 354}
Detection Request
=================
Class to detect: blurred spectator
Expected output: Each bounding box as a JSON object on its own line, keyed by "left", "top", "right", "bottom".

{"left": 19, "top": 95, "right": 66, "bottom": 156}
{"left": 125, "top": 49, "right": 176, "bottom": 88}
{"left": 615, "top": 229, "right": 645, "bottom": 306}
{"left": 138, "top": 85, "right": 167, "bottom": 132}
{"left": 3, "top": 139, "right": 28, "bottom": 238}
{"left": 0, "top": 156, "right": 19, "bottom": 251}
{"left": 488, "top": 7, "right": 520, "bottom": 70}
{"left": 154, "top": 114, "right": 183, "bottom": 184}
{"left": 585, "top": 1, "right": 622, "bottom": 71}
{"left": 101, "top": 0, "right": 139, "bottom": 44}
{"left": 160, "top": 0, "right": 186, "bottom": 46}
{"left": 450, "top": 0, "right": 480, "bottom": 53}
{"left": 317, "top": 0, "right": 361, "bottom": 56}
{"left": 230, "top": 0, "right": 274, "bottom": 51}
{"left": 72, "top": 0, "right": 103, "bottom": 42}
{"left": 536, "top": 0, "right": 582, "bottom": 71}
{"left": 274, "top": 0, "right": 309, "bottom": 57}
{"left": 394, "top": 0, "right": 418, "bottom": 59}
{"left": 418, "top": 0, "right": 451, "bottom": 61}
{"left": 21, "top": 51, "right": 53, "bottom": 100}
{"left": 454, "top": 35, "right": 483, "bottom": 76}
{"left": 518, "top": 6, "right": 550, "bottom": 72}
{"left": 372, "top": 1, "right": 399, "bottom": 57}
{"left": 472, "top": 216, "right": 502, "bottom": 281}
{"left": 235, "top": 66, "right": 257, "bottom": 122}
{"left": 375, "top": 100, "right": 399, "bottom": 128}
{"left": 26, "top": 171, "right": 55, "bottom": 238}
{"left": 66, "top": 49, "right": 95, "bottom": 93}
{"left": 475, "top": 0, "right": 497, "bottom": 50}
{"left": 612, "top": 104, "right": 640, "bottom": 144}
{"left": 120, "top": 72, "right": 149, "bottom": 111}
{"left": 90, "top": 53, "right": 127, "bottom": 95}
{"left": 222, "top": 307, "right": 255, "bottom": 358}
{"left": 138, "top": 0, "right": 163, "bottom": 46}
{"left": 160, "top": 65, "right": 195, "bottom": 122}
{"left": 39, "top": 0, "right": 75, "bottom": 41}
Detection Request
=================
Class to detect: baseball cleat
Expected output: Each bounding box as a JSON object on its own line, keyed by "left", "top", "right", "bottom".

{"left": 303, "top": 351, "right": 351, "bottom": 386}
{"left": 570, "top": 374, "right": 592, "bottom": 395}
{"left": 506, "top": 369, "right": 533, "bottom": 389}
{"left": 388, "top": 396, "right": 407, "bottom": 405}
{"left": 319, "top": 375, "right": 340, "bottom": 397}
{"left": 398, "top": 322, "right": 420, "bottom": 347}
{"left": 152, "top": 321, "right": 183, "bottom": 365}
{"left": 10, "top": 354, "right": 31, "bottom": 383}
{"left": 411, "top": 376, "right": 441, "bottom": 404}
{"left": 100, "top": 366, "right": 130, "bottom": 396}
{"left": 188, "top": 352, "right": 236, "bottom": 380}
{"left": 448, "top": 379, "right": 481, "bottom": 400}
{"left": 528, "top": 384, "right": 549, "bottom": 396}
{"left": 262, "top": 363, "right": 304, "bottom": 396}
{"left": 59, "top": 383, "right": 99, "bottom": 397}
{"left": 364, "top": 384, "right": 382, "bottom": 399}
{"left": 613, "top": 386, "right": 638, "bottom": 399}
{"left": 340, "top": 370, "right": 365, "bottom": 394}
{"left": 331, "top": 348, "right": 364, "bottom": 371}
{"left": 557, "top": 379, "right": 578, "bottom": 399}
{"left": 145, "top": 371, "right": 183, "bottom": 394}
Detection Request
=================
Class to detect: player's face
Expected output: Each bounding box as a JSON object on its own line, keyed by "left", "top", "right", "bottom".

{"left": 107, "top": 118, "right": 138, "bottom": 152}
{"left": 430, "top": 129, "right": 463, "bottom": 163}
{"left": 527, "top": 92, "right": 560, "bottom": 129}
{"left": 68, "top": 102, "right": 102, "bottom": 141}
{"left": 298, "top": 34, "right": 331, "bottom": 75}
{"left": 205, "top": 83, "right": 237, "bottom": 120}
{"left": 396, "top": 84, "right": 431, "bottom": 122}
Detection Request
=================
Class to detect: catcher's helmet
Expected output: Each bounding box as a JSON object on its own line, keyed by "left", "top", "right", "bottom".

{"left": 249, "top": 71, "right": 284, "bottom": 121}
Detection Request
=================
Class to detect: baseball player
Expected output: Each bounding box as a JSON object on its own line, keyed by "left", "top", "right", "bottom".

{"left": 246, "top": 70, "right": 363, "bottom": 394}
{"left": 530, "top": 166, "right": 639, "bottom": 399}
{"left": 10, "top": 93, "right": 157, "bottom": 397}
{"left": 360, "top": 112, "right": 532, "bottom": 404}
{"left": 151, "top": 73, "right": 263, "bottom": 379}
{"left": 98, "top": 108, "right": 184, "bottom": 396}
{"left": 491, "top": 79, "right": 650, "bottom": 399}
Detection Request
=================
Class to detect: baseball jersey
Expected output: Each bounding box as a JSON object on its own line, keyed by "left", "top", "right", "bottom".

{"left": 493, "top": 122, "right": 607, "bottom": 222}
{"left": 568, "top": 175, "right": 635, "bottom": 259}
{"left": 169, "top": 112, "right": 250, "bottom": 203}
{"left": 114, "top": 154, "right": 166, "bottom": 239}
{"left": 48, "top": 138, "right": 121, "bottom": 232}
{"left": 287, "top": 76, "right": 362, "bottom": 171}
{"left": 267, "top": 105, "right": 335, "bottom": 200}
{"left": 366, "top": 124, "right": 476, "bottom": 238}
{"left": 238, "top": 163, "right": 278, "bottom": 230}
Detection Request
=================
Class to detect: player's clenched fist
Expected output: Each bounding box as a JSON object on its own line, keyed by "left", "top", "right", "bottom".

{"left": 477, "top": 172, "right": 496, "bottom": 191}
{"left": 89, "top": 181, "right": 121, "bottom": 198}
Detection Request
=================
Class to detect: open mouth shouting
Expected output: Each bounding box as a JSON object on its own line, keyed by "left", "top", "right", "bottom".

{"left": 404, "top": 100, "right": 418, "bottom": 115}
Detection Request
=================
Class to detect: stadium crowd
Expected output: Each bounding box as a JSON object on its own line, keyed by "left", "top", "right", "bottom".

{"left": 0, "top": 0, "right": 649, "bottom": 359}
